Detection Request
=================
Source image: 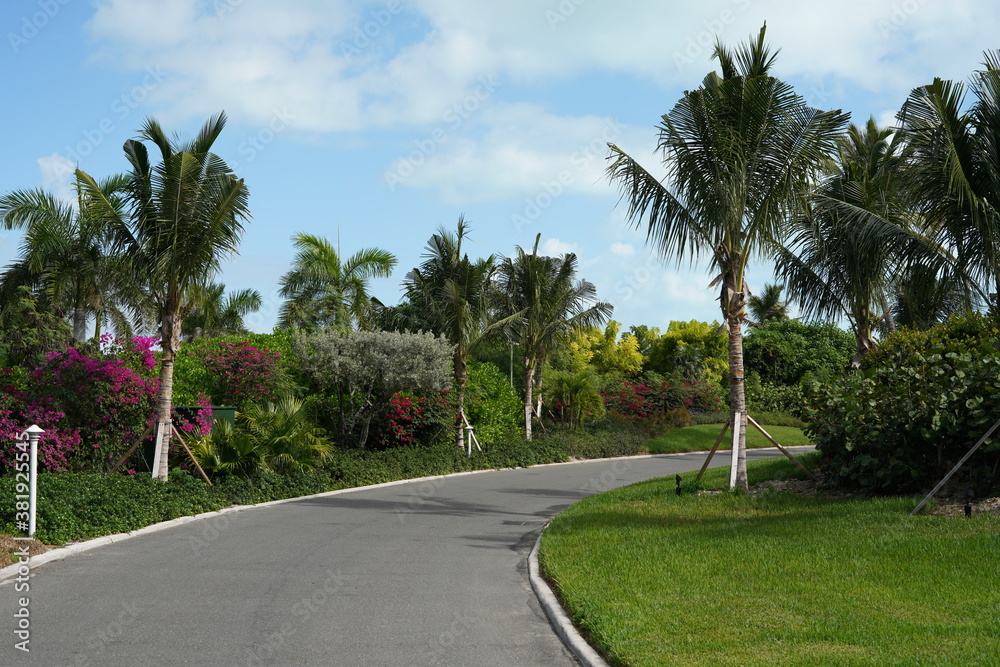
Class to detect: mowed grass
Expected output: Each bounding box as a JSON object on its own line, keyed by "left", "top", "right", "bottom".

{"left": 540, "top": 454, "right": 1000, "bottom": 666}
{"left": 646, "top": 423, "right": 811, "bottom": 454}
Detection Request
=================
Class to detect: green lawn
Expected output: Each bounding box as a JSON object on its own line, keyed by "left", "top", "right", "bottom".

{"left": 540, "top": 454, "right": 1000, "bottom": 666}
{"left": 646, "top": 423, "right": 812, "bottom": 454}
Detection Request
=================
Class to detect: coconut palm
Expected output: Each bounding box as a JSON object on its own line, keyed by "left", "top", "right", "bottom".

{"left": 402, "top": 217, "right": 510, "bottom": 449}
{"left": 774, "top": 119, "right": 939, "bottom": 365}
{"left": 746, "top": 283, "right": 789, "bottom": 326}
{"left": 78, "top": 111, "right": 251, "bottom": 481}
{"left": 607, "top": 25, "right": 848, "bottom": 489}
{"left": 0, "top": 174, "right": 135, "bottom": 340}
{"left": 278, "top": 233, "right": 396, "bottom": 331}
{"left": 182, "top": 283, "right": 263, "bottom": 340}
{"left": 898, "top": 51, "right": 1000, "bottom": 304}
{"left": 496, "top": 234, "right": 611, "bottom": 439}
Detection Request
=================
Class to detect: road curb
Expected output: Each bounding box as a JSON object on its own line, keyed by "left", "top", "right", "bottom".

{"left": 529, "top": 531, "right": 610, "bottom": 667}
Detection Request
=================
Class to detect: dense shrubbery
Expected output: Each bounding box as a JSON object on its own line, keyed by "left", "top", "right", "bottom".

{"left": 173, "top": 332, "right": 294, "bottom": 407}
{"left": 744, "top": 375, "right": 806, "bottom": 417}
{"left": 0, "top": 338, "right": 162, "bottom": 472}
{"left": 0, "top": 470, "right": 228, "bottom": 543}
{"left": 294, "top": 329, "right": 452, "bottom": 447}
{"left": 743, "top": 319, "right": 854, "bottom": 386}
{"left": 806, "top": 312, "right": 1000, "bottom": 493}
{"left": 465, "top": 361, "right": 522, "bottom": 441}
{"left": 602, "top": 374, "right": 722, "bottom": 419}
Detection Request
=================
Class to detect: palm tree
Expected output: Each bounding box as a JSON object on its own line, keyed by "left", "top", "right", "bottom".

{"left": 278, "top": 233, "right": 396, "bottom": 331}
{"left": 607, "top": 25, "right": 848, "bottom": 489}
{"left": 0, "top": 174, "right": 134, "bottom": 340}
{"left": 496, "top": 234, "right": 611, "bottom": 439}
{"left": 78, "top": 112, "right": 251, "bottom": 481}
{"left": 898, "top": 51, "right": 1000, "bottom": 304}
{"left": 182, "top": 283, "right": 263, "bottom": 340}
{"left": 746, "top": 283, "right": 789, "bottom": 326}
{"left": 774, "top": 119, "right": 935, "bottom": 365}
{"left": 402, "top": 217, "right": 509, "bottom": 449}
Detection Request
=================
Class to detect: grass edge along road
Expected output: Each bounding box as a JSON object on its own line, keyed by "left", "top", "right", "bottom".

{"left": 645, "top": 423, "right": 810, "bottom": 455}
{"left": 539, "top": 453, "right": 1000, "bottom": 667}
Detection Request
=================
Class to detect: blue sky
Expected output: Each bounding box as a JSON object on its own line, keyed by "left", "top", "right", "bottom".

{"left": 2, "top": 0, "right": 998, "bottom": 334}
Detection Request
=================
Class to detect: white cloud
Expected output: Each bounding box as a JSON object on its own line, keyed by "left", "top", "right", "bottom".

{"left": 386, "top": 103, "right": 637, "bottom": 202}
{"left": 610, "top": 242, "right": 635, "bottom": 257}
{"left": 83, "top": 0, "right": 1000, "bottom": 135}
{"left": 540, "top": 238, "right": 582, "bottom": 257}
{"left": 37, "top": 153, "right": 76, "bottom": 204}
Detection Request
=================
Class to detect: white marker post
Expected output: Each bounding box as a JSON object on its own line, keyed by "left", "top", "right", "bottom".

{"left": 21, "top": 425, "right": 44, "bottom": 538}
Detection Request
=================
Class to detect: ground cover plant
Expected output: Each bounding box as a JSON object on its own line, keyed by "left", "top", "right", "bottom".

{"left": 539, "top": 454, "right": 1000, "bottom": 666}
{"left": 645, "top": 423, "right": 811, "bottom": 454}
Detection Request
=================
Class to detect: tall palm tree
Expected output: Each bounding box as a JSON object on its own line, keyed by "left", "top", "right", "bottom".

{"left": 182, "top": 283, "right": 263, "bottom": 340}
{"left": 0, "top": 174, "right": 134, "bottom": 340}
{"left": 607, "top": 25, "right": 848, "bottom": 490}
{"left": 899, "top": 51, "right": 1000, "bottom": 304}
{"left": 78, "top": 112, "right": 251, "bottom": 481}
{"left": 278, "top": 233, "right": 396, "bottom": 331}
{"left": 403, "top": 217, "right": 509, "bottom": 449}
{"left": 496, "top": 234, "right": 611, "bottom": 440}
{"left": 774, "top": 119, "right": 934, "bottom": 365}
{"left": 745, "top": 283, "right": 789, "bottom": 326}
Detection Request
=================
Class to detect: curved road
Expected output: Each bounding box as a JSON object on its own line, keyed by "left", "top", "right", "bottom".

{"left": 1, "top": 448, "right": 809, "bottom": 666}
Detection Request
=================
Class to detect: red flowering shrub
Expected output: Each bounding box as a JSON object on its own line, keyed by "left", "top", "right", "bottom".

{"left": 375, "top": 392, "right": 453, "bottom": 448}
{"left": 204, "top": 342, "right": 281, "bottom": 408}
{"left": 602, "top": 377, "right": 721, "bottom": 420}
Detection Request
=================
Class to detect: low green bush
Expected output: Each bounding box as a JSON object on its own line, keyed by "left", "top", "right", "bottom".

{"left": 0, "top": 470, "right": 229, "bottom": 544}
{"left": 806, "top": 312, "right": 1000, "bottom": 493}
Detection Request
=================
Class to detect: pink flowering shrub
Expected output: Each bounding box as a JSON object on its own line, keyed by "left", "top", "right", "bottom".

{"left": 204, "top": 341, "right": 281, "bottom": 408}
{"left": 29, "top": 344, "right": 159, "bottom": 471}
{"left": 0, "top": 369, "right": 82, "bottom": 471}
{"left": 173, "top": 393, "right": 213, "bottom": 437}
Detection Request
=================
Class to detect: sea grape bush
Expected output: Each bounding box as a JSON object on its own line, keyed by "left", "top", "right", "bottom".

{"left": 806, "top": 312, "right": 1000, "bottom": 492}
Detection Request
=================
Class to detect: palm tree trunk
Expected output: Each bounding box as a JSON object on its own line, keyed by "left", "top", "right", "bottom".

{"left": 455, "top": 352, "right": 468, "bottom": 450}
{"left": 523, "top": 360, "right": 535, "bottom": 441}
{"left": 534, "top": 364, "right": 544, "bottom": 418}
{"left": 723, "top": 273, "right": 748, "bottom": 491}
{"left": 154, "top": 309, "right": 183, "bottom": 481}
{"left": 851, "top": 312, "right": 876, "bottom": 368}
{"left": 72, "top": 306, "right": 88, "bottom": 341}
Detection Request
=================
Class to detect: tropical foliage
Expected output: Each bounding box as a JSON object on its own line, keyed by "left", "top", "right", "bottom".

{"left": 77, "top": 112, "right": 251, "bottom": 480}
{"left": 278, "top": 233, "right": 396, "bottom": 331}
{"left": 496, "top": 234, "right": 611, "bottom": 439}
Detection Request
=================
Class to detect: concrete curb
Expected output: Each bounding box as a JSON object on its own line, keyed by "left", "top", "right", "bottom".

{"left": 0, "top": 445, "right": 815, "bottom": 586}
{"left": 529, "top": 531, "right": 610, "bottom": 667}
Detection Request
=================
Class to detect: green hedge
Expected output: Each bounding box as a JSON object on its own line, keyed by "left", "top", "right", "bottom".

{"left": 806, "top": 312, "right": 1000, "bottom": 493}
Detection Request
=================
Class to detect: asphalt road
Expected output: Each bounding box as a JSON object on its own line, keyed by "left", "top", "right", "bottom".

{"left": 0, "top": 447, "right": 811, "bottom": 666}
